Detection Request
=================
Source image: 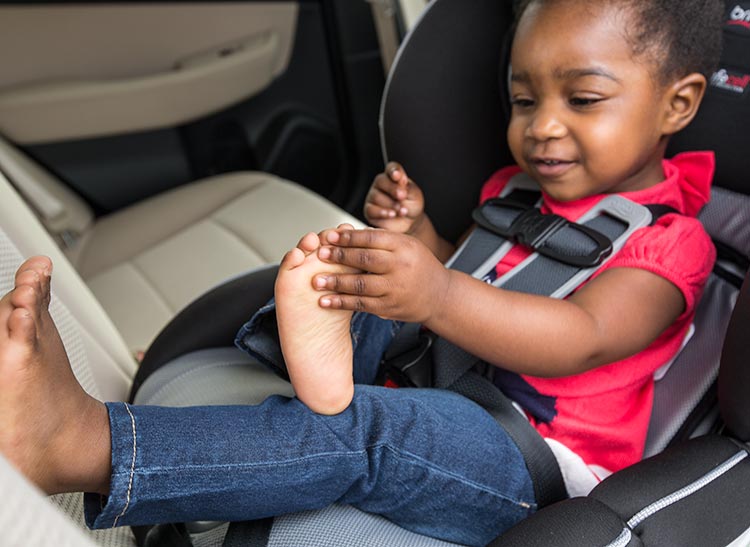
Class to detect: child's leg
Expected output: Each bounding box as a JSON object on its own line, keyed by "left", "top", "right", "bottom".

{"left": 95, "top": 387, "right": 535, "bottom": 546}
{"left": 0, "top": 256, "right": 535, "bottom": 546}
{"left": 275, "top": 231, "right": 359, "bottom": 415}
{"left": 0, "top": 256, "right": 111, "bottom": 495}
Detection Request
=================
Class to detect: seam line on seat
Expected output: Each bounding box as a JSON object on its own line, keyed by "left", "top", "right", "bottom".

{"left": 78, "top": 178, "right": 270, "bottom": 277}
{"left": 113, "top": 403, "right": 137, "bottom": 528}
{"left": 604, "top": 528, "right": 632, "bottom": 547}
{"left": 208, "top": 217, "right": 269, "bottom": 263}
{"left": 128, "top": 260, "right": 175, "bottom": 314}
{"left": 627, "top": 450, "right": 748, "bottom": 530}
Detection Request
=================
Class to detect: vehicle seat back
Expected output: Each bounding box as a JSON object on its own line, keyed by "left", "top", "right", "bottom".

{"left": 380, "top": 0, "right": 515, "bottom": 244}
{"left": 0, "top": 120, "right": 363, "bottom": 355}
{"left": 0, "top": 171, "right": 137, "bottom": 546}
{"left": 647, "top": 0, "right": 750, "bottom": 452}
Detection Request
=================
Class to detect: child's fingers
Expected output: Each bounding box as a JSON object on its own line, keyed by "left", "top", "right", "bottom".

{"left": 319, "top": 293, "right": 382, "bottom": 315}
{"left": 313, "top": 272, "right": 388, "bottom": 296}
{"left": 319, "top": 223, "right": 355, "bottom": 239}
{"left": 365, "top": 182, "right": 403, "bottom": 218}
{"left": 364, "top": 202, "right": 398, "bottom": 220}
{"left": 373, "top": 172, "right": 409, "bottom": 202}
{"left": 385, "top": 161, "right": 408, "bottom": 184}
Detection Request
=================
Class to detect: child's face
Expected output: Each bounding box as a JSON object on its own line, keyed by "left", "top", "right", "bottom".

{"left": 507, "top": 2, "right": 673, "bottom": 202}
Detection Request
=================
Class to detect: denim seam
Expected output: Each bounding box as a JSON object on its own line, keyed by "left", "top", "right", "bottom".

{"left": 381, "top": 444, "right": 536, "bottom": 510}
{"left": 127, "top": 450, "right": 369, "bottom": 475}
{"left": 122, "top": 442, "right": 527, "bottom": 506}
{"left": 238, "top": 335, "right": 286, "bottom": 377}
{"left": 112, "top": 403, "right": 137, "bottom": 528}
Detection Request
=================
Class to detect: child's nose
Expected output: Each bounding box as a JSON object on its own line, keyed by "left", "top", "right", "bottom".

{"left": 525, "top": 105, "right": 567, "bottom": 141}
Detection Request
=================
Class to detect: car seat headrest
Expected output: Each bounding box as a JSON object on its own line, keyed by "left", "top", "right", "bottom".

{"left": 380, "top": 0, "right": 515, "bottom": 243}
{"left": 719, "top": 268, "right": 750, "bottom": 442}
{"left": 382, "top": 0, "right": 750, "bottom": 242}
{"left": 667, "top": 2, "right": 750, "bottom": 196}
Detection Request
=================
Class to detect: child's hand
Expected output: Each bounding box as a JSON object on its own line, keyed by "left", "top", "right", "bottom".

{"left": 364, "top": 162, "right": 425, "bottom": 235}
{"left": 315, "top": 228, "right": 452, "bottom": 324}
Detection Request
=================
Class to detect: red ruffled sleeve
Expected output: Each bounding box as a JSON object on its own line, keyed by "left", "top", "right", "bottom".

{"left": 600, "top": 215, "right": 716, "bottom": 317}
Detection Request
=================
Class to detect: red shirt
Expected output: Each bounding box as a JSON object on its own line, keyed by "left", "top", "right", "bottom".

{"left": 480, "top": 151, "right": 716, "bottom": 473}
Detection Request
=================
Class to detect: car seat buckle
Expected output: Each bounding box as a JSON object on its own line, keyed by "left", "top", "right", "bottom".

{"left": 473, "top": 198, "right": 614, "bottom": 268}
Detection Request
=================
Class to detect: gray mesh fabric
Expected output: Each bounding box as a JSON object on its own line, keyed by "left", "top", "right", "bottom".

{"left": 644, "top": 274, "right": 739, "bottom": 457}
{"left": 0, "top": 229, "right": 135, "bottom": 547}
{"left": 133, "top": 347, "right": 294, "bottom": 406}
{"left": 268, "top": 505, "right": 461, "bottom": 547}
{"left": 699, "top": 187, "right": 750, "bottom": 258}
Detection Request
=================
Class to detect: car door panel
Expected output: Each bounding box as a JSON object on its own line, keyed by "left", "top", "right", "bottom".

{"left": 0, "top": 3, "right": 297, "bottom": 143}
{"left": 0, "top": 1, "right": 384, "bottom": 216}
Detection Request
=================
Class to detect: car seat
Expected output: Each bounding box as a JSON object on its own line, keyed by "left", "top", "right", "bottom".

{"left": 126, "top": 0, "right": 750, "bottom": 545}
{"left": 0, "top": 110, "right": 362, "bottom": 356}
{"left": 2, "top": 0, "right": 749, "bottom": 545}
{"left": 134, "top": 0, "right": 750, "bottom": 545}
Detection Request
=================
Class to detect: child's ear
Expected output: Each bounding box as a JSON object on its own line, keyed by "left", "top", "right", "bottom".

{"left": 662, "top": 73, "right": 707, "bottom": 135}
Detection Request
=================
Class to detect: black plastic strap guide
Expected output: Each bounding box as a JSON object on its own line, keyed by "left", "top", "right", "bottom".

{"left": 446, "top": 173, "right": 654, "bottom": 299}
{"left": 472, "top": 200, "right": 614, "bottom": 267}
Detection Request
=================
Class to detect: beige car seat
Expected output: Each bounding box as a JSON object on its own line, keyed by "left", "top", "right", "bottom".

{"left": 1, "top": 166, "right": 302, "bottom": 545}
{"left": 0, "top": 135, "right": 362, "bottom": 355}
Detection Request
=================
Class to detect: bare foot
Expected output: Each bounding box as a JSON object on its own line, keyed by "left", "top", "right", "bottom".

{"left": 0, "top": 256, "right": 111, "bottom": 494}
{"left": 275, "top": 232, "right": 359, "bottom": 415}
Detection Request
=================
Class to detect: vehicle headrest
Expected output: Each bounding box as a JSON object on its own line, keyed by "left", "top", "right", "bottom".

{"left": 668, "top": 1, "right": 750, "bottom": 196}
{"left": 381, "top": 0, "right": 515, "bottom": 243}
{"left": 719, "top": 268, "right": 750, "bottom": 442}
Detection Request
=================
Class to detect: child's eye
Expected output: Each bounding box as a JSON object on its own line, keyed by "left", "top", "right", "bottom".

{"left": 511, "top": 97, "right": 535, "bottom": 108}
{"left": 569, "top": 96, "right": 602, "bottom": 107}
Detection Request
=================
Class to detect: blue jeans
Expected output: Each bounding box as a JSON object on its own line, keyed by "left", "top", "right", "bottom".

{"left": 84, "top": 307, "right": 536, "bottom": 546}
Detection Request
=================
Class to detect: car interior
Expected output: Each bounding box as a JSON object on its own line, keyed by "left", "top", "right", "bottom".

{"left": 0, "top": 0, "right": 392, "bottom": 355}
{"left": 2, "top": 0, "right": 750, "bottom": 546}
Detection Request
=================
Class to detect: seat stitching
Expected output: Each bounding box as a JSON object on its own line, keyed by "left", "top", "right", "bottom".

{"left": 207, "top": 217, "right": 269, "bottom": 263}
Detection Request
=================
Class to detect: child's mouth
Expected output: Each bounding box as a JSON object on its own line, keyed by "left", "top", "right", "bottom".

{"left": 532, "top": 159, "right": 575, "bottom": 177}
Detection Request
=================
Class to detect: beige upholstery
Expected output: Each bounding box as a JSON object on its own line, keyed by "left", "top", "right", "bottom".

{"left": 1, "top": 172, "right": 137, "bottom": 546}
{"left": 0, "top": 169, "right": 135, "bottom": 401}
{"left": 0, "top": 1, "right": 364, "bottom": 353}
{"left": 62, "top": 172, "right": 363, "bottom": 352}
{"left": 0, "top": 128, "right": 362, "bottom": 356}
{"left": 0, "top": 128, "right": 362, "bottom": 353}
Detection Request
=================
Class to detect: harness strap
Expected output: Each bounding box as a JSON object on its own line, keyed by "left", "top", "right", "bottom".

{"left": 384, "top": 173, "right": 661, "bottom": 509}
{"left": 450, "top": 371, "right": 569, "bottom": 510}
{"left": 434, "top": 182, "right": 654, "bottom": 390}
{"left": 446, "top": 173, "right": 541, "bottom": 275}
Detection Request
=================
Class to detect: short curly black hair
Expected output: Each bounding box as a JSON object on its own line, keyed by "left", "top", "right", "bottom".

{"left": 514, "top": 0, "right": 724, "bottom": 83}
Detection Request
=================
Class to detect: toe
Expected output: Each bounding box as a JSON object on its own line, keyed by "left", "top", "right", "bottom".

{"left": 14, "top": 269, "right": 41, "bottom": 298}
{"left": 280, "top": 247, "right": 306, "bottom": 272}
{"left": 7, "top": 306, "right": 36, "bottom": 347}
{"left": 297, "top": 232, "right": 321, "bottom": 254}
{"left": 15, "top": 256, "right": 52, "bottom": 284}
{"left": 9, "top": 284, "right": 37, "bottom": 314}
